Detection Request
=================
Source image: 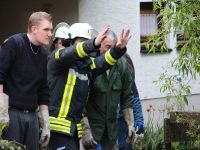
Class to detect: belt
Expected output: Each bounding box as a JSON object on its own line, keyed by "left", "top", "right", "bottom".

{"left": 9, "top": 106, "right": 37, "bottom": 113}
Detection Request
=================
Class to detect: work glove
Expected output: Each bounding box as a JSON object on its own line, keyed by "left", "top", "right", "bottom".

{"left": 0, "top": 93, "right": 9, "bottom": 126}
{"left": 38, "top": 108, "right": 50, "bottom": 148}
{"left": 123, "top": 108, "right": 136, "bottom": 144}
{"left": 135, "top": 121, "right": 144, "bottom": 135}
{"left": 82, "top": 117, "right": 97, "bottom": 149}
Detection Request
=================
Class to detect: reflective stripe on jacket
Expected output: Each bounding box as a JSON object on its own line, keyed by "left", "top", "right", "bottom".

{"left": 48, "top": 38, "right": 127, "bottom": 137}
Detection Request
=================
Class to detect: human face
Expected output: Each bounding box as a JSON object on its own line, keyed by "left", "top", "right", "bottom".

{"left": 99, "top": 36, "right": 116, "bottom": 54}
{"left": 54, "top": 38, "right": 64, "bottom": 49}
{"left": 32, "top": 19, "right": 53, "bottom": 46}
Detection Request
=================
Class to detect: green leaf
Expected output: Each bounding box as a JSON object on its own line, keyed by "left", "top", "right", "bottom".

{"left": 183, "top": 95, "right": 188, "bottom": 105}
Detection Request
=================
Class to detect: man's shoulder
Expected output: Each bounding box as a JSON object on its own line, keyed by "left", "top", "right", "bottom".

{"left": 116, "top": 57, "right": 128, "bottom": 67}
{"left": 1, "top": 33, "right": 26, "bottom": 50}
{"left": 9, "top": 33, "right": 25, "bottom": 42}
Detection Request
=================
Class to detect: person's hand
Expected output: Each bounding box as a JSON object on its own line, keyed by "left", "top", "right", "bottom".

{"left": 95, "top": 26, "right": 109, "bottom": 46}
{"left": 135, "top": 121, "right": 144, "bottom": 135}
{"left": 126, "top": 125, "right": 137, "bottom": 144}
{"left": 82, "top": 128, "right": 97, "bottom": 149}
{"left": 116, "top": 28, "right": 131, "bottom": 49}
{"left": 38, "top": 108, "right": 50, "bottom": 148}
{"left": 82, "top": 117, "right": 97, "bottom": 149}
{"left": 0, "top": 93, "right": 9, "bottom": 126}
{"left": 128, "top": 125, "right": 135, "bottom": 137}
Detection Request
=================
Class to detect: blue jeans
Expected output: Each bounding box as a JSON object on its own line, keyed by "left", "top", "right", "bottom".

{"left": 97, "top": 144, "right": 102, "bottom": 150}
{"left": 118, "top": 117, "right": 128, "bottom": 150}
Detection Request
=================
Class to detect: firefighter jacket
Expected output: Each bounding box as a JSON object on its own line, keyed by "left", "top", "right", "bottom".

{"left": 47, "top": 38, "right": 126, "bottom": 138}
{"left": 85, "top": 57, "right": 133, "bottom": 144}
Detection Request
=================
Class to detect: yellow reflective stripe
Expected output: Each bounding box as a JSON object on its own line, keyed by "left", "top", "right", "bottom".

{"left": 76, "top": 42, "right": 88, "bottom": 58}
{"left": 50, "top": 116, "right": 71, "bottom": 126}
{"left": 79, "top": 42, "right": 87, "bottom": 57}
{"left": 55, "top": 50, "right": 60, "bottom": 59}
{"left": 90, "top": 57, "right": 96, "bottom": 69}
{"left": 50, "top": 124, "right": 71, "bottom": 134}
{"left": 105, "top": 51, "right": 117, "bottom": 65}
{"left": 78, "top": 131, "right": 83, "bottom": 134}
{"left": 77, "top": 123, "right": 83, "bottom": 138}
{"left": 58, "top": 73, "right": 76, "bottom": 118}
{"left": 78, "top": 131, "right": 82, "bottom": 138}
{"left": 58, "top": 74, "right": 71, "bottom": 118}
{"left": 64, "top": 74, "right": 76, "bottom": 117}
{"left": 77, "top": 126, "right": 82, "bottom": 130}
{"left": 77, "top": 123, "right": 82, "bottom": 128}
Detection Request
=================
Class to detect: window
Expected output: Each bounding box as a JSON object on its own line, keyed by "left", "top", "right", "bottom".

{"left": 140, "top": 2, "right": 172, "bottom": 53}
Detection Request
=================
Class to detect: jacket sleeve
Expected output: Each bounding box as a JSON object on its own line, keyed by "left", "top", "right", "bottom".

{"left": 49, "top": 38, "right": 99, "bottom": 69}
{"left": 89, "top": 45, "right": 127, "bottom": 78}
{"left": 0, "top": 37, "right": 17, "bottom": 84}
{"left": 133, "top": 96, "right": 144, "bottom": 123}
{"left": 120, "top": 60, "right": 134, "bottom": 111}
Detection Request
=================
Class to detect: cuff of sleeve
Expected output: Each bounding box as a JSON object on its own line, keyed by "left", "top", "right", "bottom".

{"left": 110, "top": 46, "right": 127, "bottom": 60}
{"left": 38, "top": 97, "right": 49, "bottom": 106}
{"left": 84, "top": 38, "right": 100, "bottom": 54}
{"left": 92, "top": 38, "right": 101, "bottom": 49}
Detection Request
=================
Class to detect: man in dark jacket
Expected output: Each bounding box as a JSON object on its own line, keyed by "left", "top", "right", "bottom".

{"left": 47, "top": 23, "right": 131, "bottom": 150}
{"left": 0, "top": 11, "right": 52, "bottom": 150}
{"left": 82, "top": 30, "right": 135, "bottom": 150}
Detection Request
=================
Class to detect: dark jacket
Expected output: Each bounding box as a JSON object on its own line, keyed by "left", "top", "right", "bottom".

{"left": 86, "top": 57, "right": 133, "bottom": 144}
{"left": 0, "top": 33, "right": 49, "bottom": 110}
{"left": 47, "top": 38, "right": 126, "bottom": 138}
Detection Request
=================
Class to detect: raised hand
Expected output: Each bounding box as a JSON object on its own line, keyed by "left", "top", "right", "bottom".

{"left": 116, "top": 28, "right": 131, "bottom": 49}
{"left": 95, "top": 26, "right": 110, "bottom": 46}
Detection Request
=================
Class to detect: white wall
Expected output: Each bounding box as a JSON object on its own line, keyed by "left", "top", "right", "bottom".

{"left": 142, "top": 94, "right": 200, "bottom": 125}
{"left": 79, "top": 0, "right": 200, "bottom": 100}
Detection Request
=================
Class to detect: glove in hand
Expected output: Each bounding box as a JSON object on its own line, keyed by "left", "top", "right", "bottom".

{"left": 82, "top": 117, "right": 97, "bottom": 149}
{"left": 82, "top": 128, "right": 97, "bottom": 149}
{"left": 0, "top": 93, "right": 9, "bottom": 126}
{"left": 135, "top": 121, "right": 144, "bottom": 135}
{"left": 38, "top": 109, "right": 50, "bottom": 148}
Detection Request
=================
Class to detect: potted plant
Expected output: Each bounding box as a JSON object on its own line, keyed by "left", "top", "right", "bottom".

{"left": 0, "top": 111, "right": 26, "bottom": 150}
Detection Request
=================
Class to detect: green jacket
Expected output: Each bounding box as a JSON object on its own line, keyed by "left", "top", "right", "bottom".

{"left": 86, "top": 57, "right": 133, "bottom": 144}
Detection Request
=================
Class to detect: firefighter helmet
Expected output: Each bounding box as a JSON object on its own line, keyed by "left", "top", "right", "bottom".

{"left": 69, "top": 23, "right": 97, "bottom": 40}
{"left": 52, "top": 22, "right": 70, "bottom": 41}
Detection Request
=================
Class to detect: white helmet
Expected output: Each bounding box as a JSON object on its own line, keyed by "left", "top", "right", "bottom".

{"left": 52, "top": 22, "right": 70, "bottom": 41}
{"left": 69, "top": 23, "right": 97, "bottom": 40}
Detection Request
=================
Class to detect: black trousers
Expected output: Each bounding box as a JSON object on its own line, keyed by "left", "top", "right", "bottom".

{"left": 2, "top": 108, "right": 39, "bottom": 150}
{"left": 48, "top": 131, "right": 79, "bottom": 150}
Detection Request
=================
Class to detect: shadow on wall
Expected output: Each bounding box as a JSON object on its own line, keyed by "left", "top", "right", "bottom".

{"left": 0, "top": 0, "right": 78, "bottom": 44}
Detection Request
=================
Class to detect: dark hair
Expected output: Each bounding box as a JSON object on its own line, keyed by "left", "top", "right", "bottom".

{"left": 49, "top": 38, "right": 71, "bottom": 53}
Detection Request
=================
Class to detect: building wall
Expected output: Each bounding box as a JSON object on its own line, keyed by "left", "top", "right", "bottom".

{"left": 78, "top": 0, "right": 200, "bottom": 100}
{"left": 142, "top": 94, "right": 200, "bottom": 125}
{"left": 0, "top": 0, "right": 78, "bottom": 43}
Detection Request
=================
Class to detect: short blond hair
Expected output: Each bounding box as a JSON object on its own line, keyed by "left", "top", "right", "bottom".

{"left": 28, "top": 11, "right": 52, "bottom": 32}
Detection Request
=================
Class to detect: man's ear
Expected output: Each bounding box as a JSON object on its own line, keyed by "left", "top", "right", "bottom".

{"left": 31, "top": 26, "right": 38, "bottom": 33}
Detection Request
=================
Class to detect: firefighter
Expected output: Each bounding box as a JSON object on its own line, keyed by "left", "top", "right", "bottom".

{"left": 49, "top": 22, "right": 71, "bottom": 53}
{"left": 47, "top": 23, "right": 131, "bottom": 150}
